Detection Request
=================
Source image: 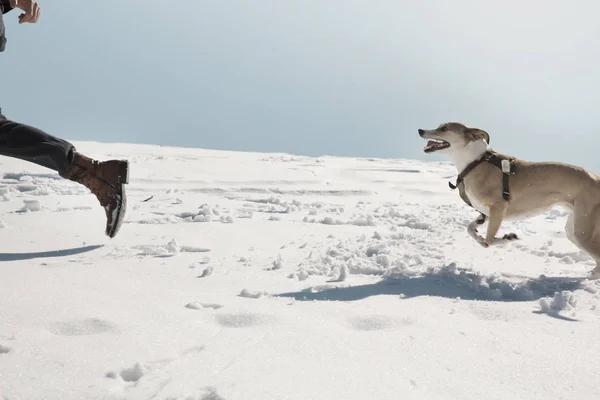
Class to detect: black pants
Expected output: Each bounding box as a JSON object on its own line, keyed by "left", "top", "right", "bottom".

{"left": 0, "top": 108, "right": 75, "bottom": 177}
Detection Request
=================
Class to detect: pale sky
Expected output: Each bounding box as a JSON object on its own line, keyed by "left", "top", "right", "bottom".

{"left": 2, "top": 0, "right": 600, "bottom": 170}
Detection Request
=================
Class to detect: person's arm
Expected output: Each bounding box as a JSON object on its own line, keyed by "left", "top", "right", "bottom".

{"left": 7, "top": 1, "right": 40, "bottom": 23}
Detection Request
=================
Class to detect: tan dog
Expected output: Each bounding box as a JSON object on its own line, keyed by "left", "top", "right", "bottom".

{"left": 419, "top": 122, "right": 600, "bottom": 277}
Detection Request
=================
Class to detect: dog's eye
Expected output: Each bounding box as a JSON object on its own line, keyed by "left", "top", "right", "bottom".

{"left": 440, "top": 126, "right": 448, "bottom": 132}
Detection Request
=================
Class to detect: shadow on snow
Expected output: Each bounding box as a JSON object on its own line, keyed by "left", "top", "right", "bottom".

{"left": 275, "top": 263, "right": 587, "bottom": 303}
{"left": 0, "top": 245, "right": 104, "bottom": 261}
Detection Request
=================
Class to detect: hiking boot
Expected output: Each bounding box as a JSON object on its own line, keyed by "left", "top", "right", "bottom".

{"left": 65, "top": 152, "right": 129, "bottom": 238}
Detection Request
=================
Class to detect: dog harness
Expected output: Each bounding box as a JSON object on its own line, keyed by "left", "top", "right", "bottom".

{"left": 449, "top": 151, "right": 516, "bottom": 215}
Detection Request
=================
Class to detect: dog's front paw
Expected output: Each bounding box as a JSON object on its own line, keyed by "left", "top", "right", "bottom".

{"left": 502, "top": 233, "right": 519, "bottom": 240}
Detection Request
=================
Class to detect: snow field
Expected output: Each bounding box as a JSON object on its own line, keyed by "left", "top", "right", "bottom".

{"left": 1, "top": 143, "right": 600, "bottom": 399}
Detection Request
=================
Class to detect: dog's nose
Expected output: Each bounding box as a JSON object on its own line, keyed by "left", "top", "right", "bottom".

{"left": 418, "top": 129, "right": 425, "bottom": 136}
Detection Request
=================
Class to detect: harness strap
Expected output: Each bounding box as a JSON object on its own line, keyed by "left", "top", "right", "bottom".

{"left": 503, "top": 173, "right": 510, "bottom": 200}
{"left": 449, "top": 151, "right": 516, "bottom": 207}
{"left": 484, "top": 153, "right": 515, "bottom": 201}
{"left": 448, "top": 156, "right": 486, "bottom": 190}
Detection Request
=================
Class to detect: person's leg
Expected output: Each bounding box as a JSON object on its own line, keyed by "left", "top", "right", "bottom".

{"left": 0, "top": 109, "right": 129, "bottom": 238}
{"left": 0, "top": 110, "right": 76, "bottom": 176}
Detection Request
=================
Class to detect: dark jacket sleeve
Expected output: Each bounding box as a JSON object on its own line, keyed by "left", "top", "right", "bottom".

{"left": 0, "top": 0, "right": 12, "bottom": 14}
{"left": 0, "top": 1, "right": 9, "bottom": 52}
{"left": 1, "top": 1, "right": 13, "bottom": 14}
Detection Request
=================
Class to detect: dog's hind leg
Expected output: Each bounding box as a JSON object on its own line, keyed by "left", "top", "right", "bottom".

{"left": 566, "top": 204, "right": 600, "bottom": 278}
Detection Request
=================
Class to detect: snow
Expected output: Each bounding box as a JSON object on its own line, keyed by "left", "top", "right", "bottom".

{"left": 538, "top": 290, "right": 578, "bottom": 319}
{"left": 2, "top": 142, "right": 600, "bottom": 399}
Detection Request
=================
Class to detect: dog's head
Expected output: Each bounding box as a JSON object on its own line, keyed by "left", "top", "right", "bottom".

{"left": 418, "top": 122, "right": 490, "bottom": 155}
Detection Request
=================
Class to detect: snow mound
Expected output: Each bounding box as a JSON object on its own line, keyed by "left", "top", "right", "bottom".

{"left": 185, "top": 302, "right": 223, "bottom": 310}
{"left": 18, "top": 199, "right": 41, "bottom": 213}
{"left": 420, "top": 264, "right": 555, "bottom": 301}
{"left": 539, "top": 291, "right": 578, "bottom": 313}
{"left": 134, "top": 239, "right": 210, "bottom": 257}
{"left": 304, "top": 214, "right": 376, "bottom": 227}
{"left": 295, "top": 233, "right": 443, "bottom": 279}
{"left": 239, "top": 288, "right": 269, "bottom": 299}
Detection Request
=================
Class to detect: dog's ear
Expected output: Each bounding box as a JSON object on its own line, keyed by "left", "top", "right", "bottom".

{"left": 466, "top": 128, "right": 490, "bottom": 145}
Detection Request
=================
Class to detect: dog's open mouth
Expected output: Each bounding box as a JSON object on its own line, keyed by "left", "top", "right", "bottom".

{"left": 423, "top": 139, "right": 450, "bottom": 153}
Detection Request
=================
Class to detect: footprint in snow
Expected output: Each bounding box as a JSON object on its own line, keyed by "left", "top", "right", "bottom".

{"left": 201, "top": 387, "right": 226, "bottom": 400}
{"left": 182, "top": 345, "right": 206, "bottom": 356}
{"left": 197, "top": 267, "right": 213, "bottom": 278}
{"left": 215, "top": 313, "right": 274, "bottom": 328}
{"left": 56, "top": 206, "right": 93, "bottom": 212}
{"left": 0, "top": 344, "right": 12, "bottom": 354}
{"left": 47, "top": 318, "right": 117, "bottom": 336}
{"left": 348, "top": 315, "right": 414, "bottom": 331}
{"left": 106, "top": 363, "right": 146, "bottom": 383}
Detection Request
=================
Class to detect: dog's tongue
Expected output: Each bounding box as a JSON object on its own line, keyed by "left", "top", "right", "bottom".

{"left": 425, "top": 140, "right": 439, "bottom": 149}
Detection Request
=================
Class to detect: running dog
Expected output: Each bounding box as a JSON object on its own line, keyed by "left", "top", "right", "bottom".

{"left": 419, "top": 122, "right": 600, "bottom": 277}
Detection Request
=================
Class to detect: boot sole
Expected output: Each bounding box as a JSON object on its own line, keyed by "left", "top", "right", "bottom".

{"left": 107, "top": 183, "right": 127, "bottom": 239}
